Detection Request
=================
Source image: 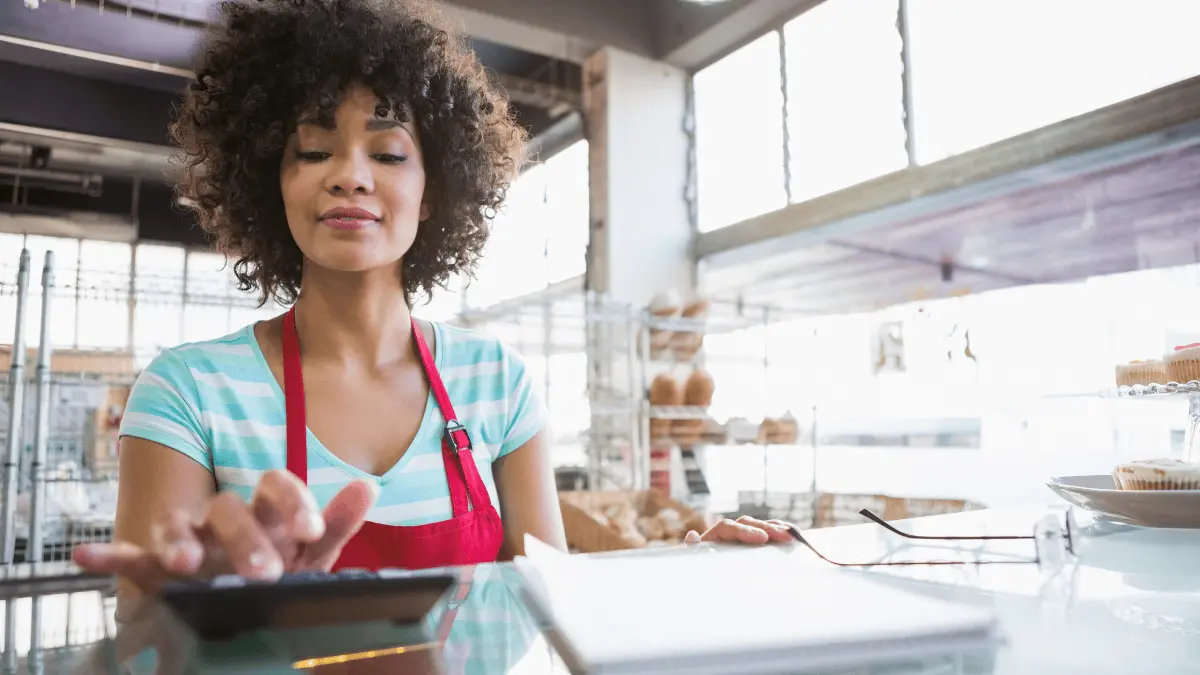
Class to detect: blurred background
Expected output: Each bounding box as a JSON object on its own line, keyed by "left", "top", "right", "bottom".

{"left": 0, "top": 0, "right": 1199, "bottom": 589}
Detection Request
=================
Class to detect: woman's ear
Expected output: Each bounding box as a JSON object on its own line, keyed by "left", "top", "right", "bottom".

{"left": 419, "top": 201, "right": 431, "bottom": 222}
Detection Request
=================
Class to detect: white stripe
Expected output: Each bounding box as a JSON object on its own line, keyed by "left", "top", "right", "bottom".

{"left": 215, "top": 466, "right": 264, "bottom": 487}
{"left": 190, "top": 370, "right": 275, "bottom": 397}
{"left": 121, "top": 412, "right": 207, "bottom": 452}
{"left": 177, "top": 342, "right": 254, "bottom": 358}
{"left": 400, "top": 453, "right": 444, "bottom": 473}
{"left": 203, "top": 412, "right": 285, "bottom": 440}
{"left": 452, "top": 397, "right": 507, "bottom": 421}
{"left": 366, "top": 497, "right": 448, "bottom": 523}
{"left": 440, "top": 360, "right": 504, "bottom": 382}
{"left": 307, "top": 467, "right": 350, "bottom": 485}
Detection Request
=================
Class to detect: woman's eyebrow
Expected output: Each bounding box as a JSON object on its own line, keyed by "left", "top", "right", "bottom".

{"left": 366, "top": 118, "right": 404, "bottom": 131}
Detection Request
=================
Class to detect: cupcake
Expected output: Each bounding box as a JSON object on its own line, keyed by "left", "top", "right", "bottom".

{"left": 1165, "top": 344, "right": 1200, "bottom": 384}
{"left": 1115, "top": 359, "right": 1166, "bottom": 387}
{"left": 1112, "top": 458, "right": 1200, "bottom": 490}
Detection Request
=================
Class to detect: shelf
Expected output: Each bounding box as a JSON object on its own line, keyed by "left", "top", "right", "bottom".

{"left": 1101, "top": 382, "right": 1200, "bottom": 398}
{"left": 648, "top": 406, "right": 710, "bottom": 420}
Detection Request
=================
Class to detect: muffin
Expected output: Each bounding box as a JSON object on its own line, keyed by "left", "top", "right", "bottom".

{"left": 1112, "top": 458, "right": 1200, "bottom": 490}
{"left": 1165, "top": 344, "right": 1200, "bottom": 384}
{"left": 1115, "top": 359, "right": 1166, "bottom": 387}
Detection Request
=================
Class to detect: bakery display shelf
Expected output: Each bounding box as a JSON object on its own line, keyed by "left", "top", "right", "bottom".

{"left": 1100, "top": 381, "right": 1200, "bottom": 398}
{"left": 648, "top": 405, "right": 711, "bottom": 421}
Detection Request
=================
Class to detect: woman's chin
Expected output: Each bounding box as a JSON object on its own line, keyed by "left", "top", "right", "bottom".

{"left": 308, "top": 249, "right": 398, "bottom": 275}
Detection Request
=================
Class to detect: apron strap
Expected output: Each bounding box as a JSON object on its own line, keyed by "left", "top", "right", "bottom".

{"left": 411, "top": 318, "right": 482, "bottom": 517}
{"left": 283, "top": 308, "right": 308, "bottom": 483}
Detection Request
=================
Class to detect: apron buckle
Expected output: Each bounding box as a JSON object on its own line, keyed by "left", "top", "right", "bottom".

{"left": 443, "top": 420, "right": 469, "bottom": 454}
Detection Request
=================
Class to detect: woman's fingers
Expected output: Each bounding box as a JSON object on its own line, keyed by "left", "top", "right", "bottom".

{"left": 201, "top": 491, "right": 284, "bottom": 580}
{"left": 696, "top": 515, "right": 796, "bottom": 545}
{"left": 298, "top": 479, "right": 378, "bottom": 570}
{"left": 253, "top": 469, "right": 325, "bottom": 542}
{"left": 151, "top": 510, "right": 205, "bottom": 576}
{"left": 71, "top": 541, "right": 167, "bottom": 592}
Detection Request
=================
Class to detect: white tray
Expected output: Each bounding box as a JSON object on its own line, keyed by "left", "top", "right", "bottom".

{"left": 1047, "top": 474, "right": 1200, "bottom": 528}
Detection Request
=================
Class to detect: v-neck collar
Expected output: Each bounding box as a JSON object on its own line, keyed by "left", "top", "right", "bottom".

{"left": 245, "top": 320, "right": 441, "bottom": 485}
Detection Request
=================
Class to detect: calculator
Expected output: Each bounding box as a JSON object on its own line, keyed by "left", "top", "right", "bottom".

{"left": 159, "top": 568, "right": 457, "bottom": 641}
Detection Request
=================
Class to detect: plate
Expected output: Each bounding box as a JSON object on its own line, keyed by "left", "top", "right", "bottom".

{"left": 1047, "top": 475, "right": 1200, "bottom": 528}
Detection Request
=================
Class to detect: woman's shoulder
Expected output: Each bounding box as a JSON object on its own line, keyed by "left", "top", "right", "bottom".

{"left": 430, "top": 321, "right": 530, "bottom": 370}
{"left": 139, "top": 324, "right": 266, "bottom": 383}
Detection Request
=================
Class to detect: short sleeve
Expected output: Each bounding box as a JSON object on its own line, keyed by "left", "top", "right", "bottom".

{"left": 498, "top": 347, "right": 548, "bottom": 458}
{"left": 119, "top": 349, "right": 213, "bottom": 472}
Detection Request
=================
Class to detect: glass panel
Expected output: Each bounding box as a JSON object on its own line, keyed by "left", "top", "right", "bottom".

{"left": 908, "top": 0, "right": 1200, "bottom": 163}
{"left": 77, "top": 240, "right": 131, "bottom": 349}
{"left": 543, "top": 140, "right": 589, "bottom": 284}
{"left": 784, "top": 0, "right": 907, "bottom": 202}
{"left": 133, "top": 244, "right": 186, "bottom": 365}
{"left": 694, "top": 31, "right": 786, "bottom": 232}
{"left": 469, "top": 164, "right": 550, "bottom": 309}
{"left": 183, "top": 251, "right": 236, "bottom": 343}
{"left": 21, "top": 236, "right": 80, "bottom": 349}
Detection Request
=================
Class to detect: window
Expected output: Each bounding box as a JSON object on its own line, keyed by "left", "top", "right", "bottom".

{"left": 694, "top": 32, "right": 787, "bottom": 232}
{"left": 907, "top": 0, "right": 1200, "bottom": 163}
{"left": 468, "top": 140, "right": 590, "bottom": 308}
{"left": 784, "top": 0, "right": 908, "bottom": 202}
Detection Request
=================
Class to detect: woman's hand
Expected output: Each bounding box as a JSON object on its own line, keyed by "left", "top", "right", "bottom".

{"left": 73, "top": 470, "right": 379, "bottom": 592}
{"left": 684, "top": 515, "right": 795, "bottom": 546}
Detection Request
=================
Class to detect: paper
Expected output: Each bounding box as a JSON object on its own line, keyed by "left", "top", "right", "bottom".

{"left": 516, "top": 536, "right": 997, "bottom": 674}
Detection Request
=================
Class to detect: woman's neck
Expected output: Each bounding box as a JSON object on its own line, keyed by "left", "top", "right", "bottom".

{"left": 292, "top": 264, "right": 413, "bottom": 368}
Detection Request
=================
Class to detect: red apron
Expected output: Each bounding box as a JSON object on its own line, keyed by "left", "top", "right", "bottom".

{"left": 281, "top": 307, "right": 504, "bottom": 571}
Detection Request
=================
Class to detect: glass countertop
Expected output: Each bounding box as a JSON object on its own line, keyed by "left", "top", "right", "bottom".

{"left": 0, "top": 507, "right": 1193, "bottom": 674}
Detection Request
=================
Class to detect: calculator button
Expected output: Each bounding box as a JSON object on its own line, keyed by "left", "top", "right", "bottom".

{"left": 211, "top": 575, "right": 246, "bottom": 588}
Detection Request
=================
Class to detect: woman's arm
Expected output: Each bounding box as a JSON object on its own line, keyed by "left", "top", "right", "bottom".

{"left": 493, "top": 429, "right": 567, "bottom": 559}
{"left": 108, "top": 437, "right": 217, "bottom": 611}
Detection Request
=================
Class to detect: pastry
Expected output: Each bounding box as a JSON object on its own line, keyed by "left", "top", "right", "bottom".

{"left": 683, "top": 368, "right": 715, "bottom": 407}
{"left": 1115, "top": 359, "right": 1166, "bottom": 387}
{"left": 1112, "top": 458, "right": 1200, "bottom": 490}
{"left": 1165, "top": 344, "right": 1200, "bottom": 383}
{"left": 671, "top": 418, "right": 704, "bottom": 447}
{"left": 648, "top": 290, "right": 681, "bottom": 353}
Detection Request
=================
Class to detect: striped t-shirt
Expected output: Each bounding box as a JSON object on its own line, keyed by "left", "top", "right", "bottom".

{"left": 119, "top": 320, "right": 547, "bottom": 525}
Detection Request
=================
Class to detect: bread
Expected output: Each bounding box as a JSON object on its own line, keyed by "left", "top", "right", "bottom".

{"left": 683, "top": 368, "right": 715, "bottom": 407}
{"left": 669, "top": 293, "right": 708, "bottom": 359}
{"left": 649, "top": 373, "right": 683, "bottom": 406}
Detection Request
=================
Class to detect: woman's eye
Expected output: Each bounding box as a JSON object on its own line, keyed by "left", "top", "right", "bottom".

{"left": 295, "top": 150, "right": 330, "bottom": 162}
{"left": 373, "top": 154, "right": 408, "bottom": 164}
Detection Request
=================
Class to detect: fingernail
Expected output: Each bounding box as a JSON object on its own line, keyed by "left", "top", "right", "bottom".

{"left": 360, "top": 479, "right": 381, "bottom": 501}
{"left": 298, "top": 511, "right": 325, "bottom": 538}
{"left": 171, "top": 543, "right": 202, "bottom": 567}
{"left": 249, "top": 552, "right": 282, "bottom": 578}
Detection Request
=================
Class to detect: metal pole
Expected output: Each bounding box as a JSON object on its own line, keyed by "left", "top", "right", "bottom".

{"left": 1, "top": 249, "right": 31, "bottom": 563}
{"left": 26, "top": 251, "right": 54, "bottom": 675}
{"left": 0, "top": 249, "right": 29, "bottom": 675}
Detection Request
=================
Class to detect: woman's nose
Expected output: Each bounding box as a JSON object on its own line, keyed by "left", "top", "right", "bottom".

{"left": 325, "top": 154, "right": 374, "bottom": 195}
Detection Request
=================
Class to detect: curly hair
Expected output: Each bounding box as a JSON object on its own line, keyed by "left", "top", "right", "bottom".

{"left": 171, "top": 0, "right": 527, "bottom": 305}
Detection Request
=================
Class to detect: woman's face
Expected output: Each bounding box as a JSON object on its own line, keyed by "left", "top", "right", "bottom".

{"left": 280, "top": 84, "right": 429, "bottom": 277}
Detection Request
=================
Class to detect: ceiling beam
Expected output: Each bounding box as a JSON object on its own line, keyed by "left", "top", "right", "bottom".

{"left": 655, "top": 0, "right": 816, "bottom": 70}
{"left": 698, "top": 75, "right": 1200, "bottom": 271}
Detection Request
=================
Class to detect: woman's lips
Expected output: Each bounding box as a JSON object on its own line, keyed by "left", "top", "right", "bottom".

{"left": 320, "top": 207, "right": 379, "bottom": 230}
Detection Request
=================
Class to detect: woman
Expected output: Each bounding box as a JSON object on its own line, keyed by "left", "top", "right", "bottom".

{"left": 74, "top": 0, "right": 792, "bottom": 600}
